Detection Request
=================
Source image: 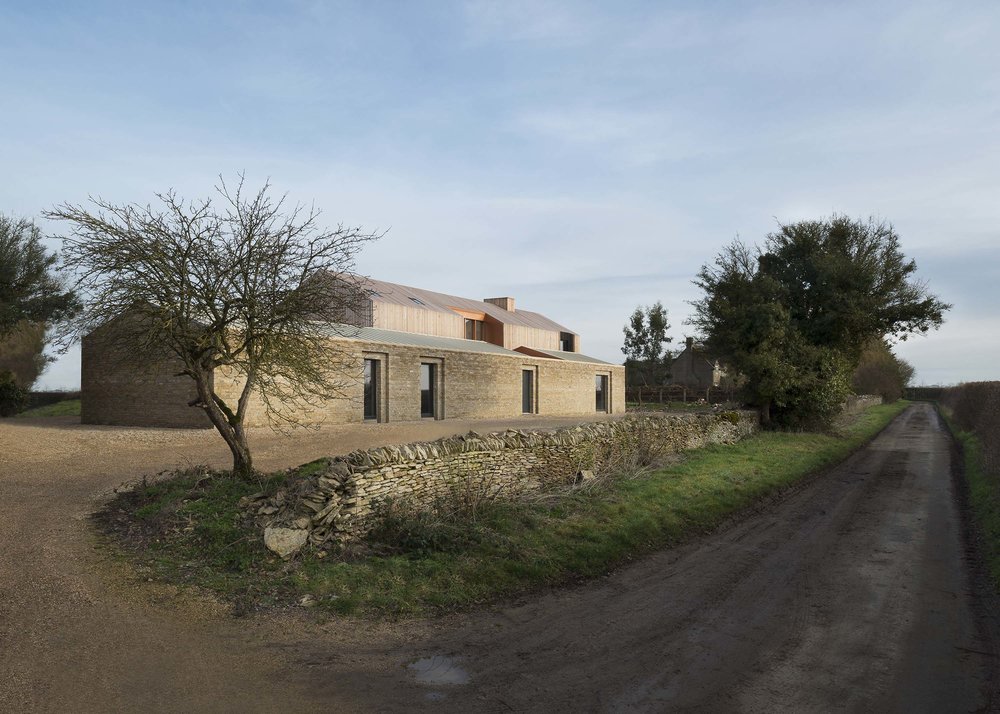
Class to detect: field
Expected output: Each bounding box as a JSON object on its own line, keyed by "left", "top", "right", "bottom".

{"left": 16, "top": 399, "right": 82, "bottom": 418}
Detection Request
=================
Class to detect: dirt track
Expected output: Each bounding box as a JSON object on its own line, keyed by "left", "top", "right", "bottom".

{"left": 1, "top": 404, "right": 997, "bottom": 712}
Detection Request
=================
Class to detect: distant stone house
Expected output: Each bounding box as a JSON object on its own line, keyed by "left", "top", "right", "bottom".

{"left": 668, "top": 338, "right": 726, "bottom": 390}
{"left": 81, "top": 278, "right": 625, "bottom": 427}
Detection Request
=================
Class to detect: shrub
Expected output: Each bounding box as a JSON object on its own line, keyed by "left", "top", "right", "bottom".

{"left": 0, "top": 370, "right": 27, "bottom": 416}
{"left": 942, "top": 382, "right": 1000, "bottom": 474}
{"left": 851, "top": 339, "right": 914, "bottom": 403}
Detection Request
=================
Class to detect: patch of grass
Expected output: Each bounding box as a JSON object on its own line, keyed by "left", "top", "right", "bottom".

{"left": 16, "top": 398, "right": 81, "bottom": 417}
{"left": 96, "top": 467, "right": 301, "bottom": 614}
{"left": 940, "top": 413, "right": 1000, "bottom": 589}
{"left": 97, "top": 401, "right": 908, "bottom": 617}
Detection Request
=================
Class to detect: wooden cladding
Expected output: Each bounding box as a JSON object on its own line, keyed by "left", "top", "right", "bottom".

{"left": 372, "top": 295, "right": 572, "bottom": 353}
{"left": 374, "top": 302, "right": 465, "bottom": 339}
{"left": 449, "top": 306, "right": 487, "bottom": 322}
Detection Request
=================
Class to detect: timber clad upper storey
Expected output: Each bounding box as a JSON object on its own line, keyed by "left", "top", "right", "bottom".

{"left": 355, "top": 279, "right": 580, "bottom": 354}
{"left": 80, "top": 278, "right": 623, "bottom": 427}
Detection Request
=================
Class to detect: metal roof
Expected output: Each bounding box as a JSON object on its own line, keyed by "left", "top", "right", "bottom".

{"left": 324, "top": 326, "right": 615, "bottom": 365}
{"left": 523, "top": 348, "right": 614, "bottom": 365}
{"left": 361, "top": 278, "right": 575, "bottom": 334}
{"left": 325, "top": 324, "right": 529, "bottom": 356}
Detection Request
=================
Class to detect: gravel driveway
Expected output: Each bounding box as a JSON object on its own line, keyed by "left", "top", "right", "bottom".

{"left": 0, "top": 412, "right": 622, "bottom": 713}
{"left": 1, "top": 404, "right": 996, "bottom": 712}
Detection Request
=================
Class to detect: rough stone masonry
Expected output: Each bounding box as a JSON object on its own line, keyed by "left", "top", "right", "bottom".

{"left": 248, "top": 411, "right": 759, "bottom": 556}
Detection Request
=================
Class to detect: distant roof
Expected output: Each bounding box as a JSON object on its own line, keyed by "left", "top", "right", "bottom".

{"left": 362, "top": 278, "right": 574, "bottom": 334}
{"left": 672, "top": 347, "right": 719, "bottom": 368}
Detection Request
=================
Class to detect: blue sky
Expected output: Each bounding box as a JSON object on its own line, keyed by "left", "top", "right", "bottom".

{"left": 3, "top": 0, "right": 998, "bottom": 388}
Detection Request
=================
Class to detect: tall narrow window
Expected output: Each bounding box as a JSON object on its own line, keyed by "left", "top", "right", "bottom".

{"left": 420, "top": 363, "right": 436, "bottom": 418}
{"left": 595, "top": 374, "right": 608, "bottom": 412}
{"left": 363, "top": 359, "right": 379, "bottom": 421}
{"left": 522, "top": 369, "right": 534, "bottom": 414}
{"left": 559, "top": 332, "right": 575, "bottom": 351}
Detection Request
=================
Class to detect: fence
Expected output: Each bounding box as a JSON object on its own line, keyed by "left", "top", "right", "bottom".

{"left": 626, "top": 384, "right": 737, "bottom": 406}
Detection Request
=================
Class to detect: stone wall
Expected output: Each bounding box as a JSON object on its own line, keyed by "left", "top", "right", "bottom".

{"left": 252, "top": 410, "right": 759, "bottom": 553}
{"left": 215, "top": 337, "right": 625, "bottom": 427}
{"left": 842, "top": 394, "right": 883, "bottom": 418}
{"left": 84, "top": 332, "right": 625, "bottom": 427}
{"left": 81, "top": 333, "right": 211, "bottom": 428}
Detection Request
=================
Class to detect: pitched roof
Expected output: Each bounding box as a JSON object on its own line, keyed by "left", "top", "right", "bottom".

{"left": 362, "top": 278, "right": 574, "bottom": 334}
{"left": 673, "top": 343, "right": 720, "bottom": 367}
{"left": 325, "top": 324, "right": 526, "bottom": 356}
{"left": 515, "top": 346, "right": 613, "bottom": 365}
{"left": 325, "top": 325, "right": 611, "bottom": 364}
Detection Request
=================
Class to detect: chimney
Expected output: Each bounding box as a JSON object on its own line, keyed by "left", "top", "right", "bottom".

{"left": 686, "top": 337, "right": 694, "bottom": 350}
{"left": 485, "top": 297, "right": 515, "bottom": 312}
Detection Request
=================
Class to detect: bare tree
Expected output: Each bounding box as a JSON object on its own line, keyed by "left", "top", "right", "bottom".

{"left": 47, "top": 176, "right": 381, "bottom": 477}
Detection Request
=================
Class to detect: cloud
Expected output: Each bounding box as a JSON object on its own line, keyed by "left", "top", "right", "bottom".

{"left": 512, "top": 107, "right": 731, "bottom": 167}
{"left": 460, "top": 0, "right": 596, "bottom": 46}
{"left": 895, "top": 314, "right": 1000, "bottom": 386}
{"left": 7, "top": 1, "right": 999, "bottom": 389}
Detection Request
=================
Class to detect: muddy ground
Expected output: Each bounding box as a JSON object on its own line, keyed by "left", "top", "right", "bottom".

{"left": 0, "top": 403, "right": 996, "bottom": 712}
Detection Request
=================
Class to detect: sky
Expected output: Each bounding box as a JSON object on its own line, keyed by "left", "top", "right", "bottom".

{"left": 2, "top": 0, "right": 998, "bottom": 389}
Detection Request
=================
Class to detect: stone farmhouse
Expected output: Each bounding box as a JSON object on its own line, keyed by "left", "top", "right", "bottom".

{"left": 81, "top": 278, "right": 625, "bottom": 428}
{"left": 668, "top": 337, "right": 726, "bottom": 390}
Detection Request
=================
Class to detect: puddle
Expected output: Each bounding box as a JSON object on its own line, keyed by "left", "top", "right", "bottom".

{"left": 408, "top": 655, "right": 470, "bottom": 686}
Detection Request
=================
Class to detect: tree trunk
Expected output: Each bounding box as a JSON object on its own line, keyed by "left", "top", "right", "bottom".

{"left": 230, "top": 423, "right": 254, "bottom": 479}
{"left": 760, "top": 399, "right": 772, "bottom": 428}
{"left": 191, "top": 372, "right": 255, "bottom": 478}
{"left": 229, "top": 440, "right": 254, "bottom": 479}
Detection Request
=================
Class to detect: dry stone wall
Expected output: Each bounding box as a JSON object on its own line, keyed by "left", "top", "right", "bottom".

{"left": 251, "top": 411, "right": 759, "bottom": 554}
{"left": 842, "top": 394, "right": 883, "bottom": 418}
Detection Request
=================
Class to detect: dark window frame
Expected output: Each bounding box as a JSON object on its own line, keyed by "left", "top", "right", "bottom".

{"left": 522, "top": 368, "right": 535, "bottom": 414}
{"left": 420, "top": 362, "right": 437, "bottom": 418}
{"left": 595, "top": 374, "right": 608, "bottom": 412}
{"left": 464, "top": 318, "right": 485, "bottom": 341}
{"left": 363, "top": 358, "right": 379, "bottom": 421}
{"left": 363, "top": 355, "right": 387, "bottom": 422}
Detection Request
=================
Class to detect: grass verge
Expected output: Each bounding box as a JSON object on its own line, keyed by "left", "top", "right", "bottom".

{"left": 16, "top": 398, "right": 81, "bottom": 418}
{"left": 939, "top": 411, "right": 1000, "bottom": 589}
{"left": 97, "top": 401, "right": 908, "bottom": 617}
